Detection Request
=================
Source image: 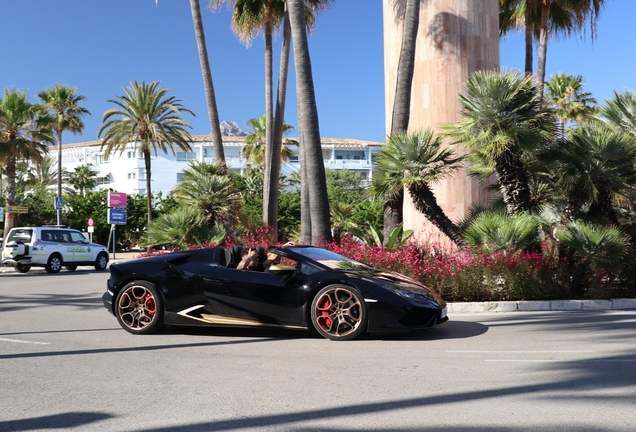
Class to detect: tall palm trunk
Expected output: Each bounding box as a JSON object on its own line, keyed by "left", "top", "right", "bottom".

{"left": 262, "top": 6, "right": 275, "bottom": 230}
{"left": 3, "top": 155, "right": 17, "bottom": 234}
{"left": 56, "top": 128, "right": 63, "bottom": 225}
{"left": 524, "top": 6, "right": 533, "bottom": 75}
{"left": 264, "top": 9, "right": 292, "bottom": 237}
{"left": 409, "top": 183, "right": 464, "bottom": 247}
{"left": 288, "top": 0, "right": 331, "bottom": 244}
{"left": 384, "top": 0, "right": 420, "bottom": 241}
{"left": 300, "top": 130, "right": 312, "bottom": 243}
{"left": 190, "top": 0, "right": 225, "bottom": 164}
{"left": 143, "top": 149, "right": 153, "bottom": 223}
{"left": 536, "top": 0, "right": 551, "bottom": 105}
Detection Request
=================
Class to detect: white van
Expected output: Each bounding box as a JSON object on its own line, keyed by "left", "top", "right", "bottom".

{"left": 1, "top": 226, "right": 109, "bottom": 273}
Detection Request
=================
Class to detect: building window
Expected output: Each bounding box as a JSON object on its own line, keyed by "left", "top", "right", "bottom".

{"left": 127, "top": 151, "right": 136, "bottom": 159}
{"left": 139, "top": 169, "right": 147, "bottom": 180}
{"left": 176, "top": 151, "right": 197, "bottom": 161}
{"left": 128, "top": 172, "right": 136, "bottom": 180}
{"left": 176, "top": 172, "right": 185, "bottom": 182}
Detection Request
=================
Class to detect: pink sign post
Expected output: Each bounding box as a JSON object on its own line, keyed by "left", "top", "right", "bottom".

{"left": 107, "top": 192, "right": 127, "bottom": 208}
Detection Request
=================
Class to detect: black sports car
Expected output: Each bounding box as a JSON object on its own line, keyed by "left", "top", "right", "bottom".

{"left": 102, "top": 245, "right": 448, "bottom": 341}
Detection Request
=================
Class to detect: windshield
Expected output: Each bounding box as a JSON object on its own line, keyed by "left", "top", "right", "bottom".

{"left": 288, "top": 247, "right": 368, "bottom": 270}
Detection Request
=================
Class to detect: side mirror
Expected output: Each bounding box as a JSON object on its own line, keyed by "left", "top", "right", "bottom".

{"left": 268, "top": 264, "right": 296, "bottom": 275}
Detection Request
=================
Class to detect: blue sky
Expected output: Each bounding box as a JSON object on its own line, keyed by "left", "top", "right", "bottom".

{"left": 0, "top": 0, "right": 634, "bottom": 145}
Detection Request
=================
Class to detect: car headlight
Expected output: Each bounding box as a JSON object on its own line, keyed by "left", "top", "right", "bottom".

{"left": 394, "top": 289, "right": 416, "bottom": 299}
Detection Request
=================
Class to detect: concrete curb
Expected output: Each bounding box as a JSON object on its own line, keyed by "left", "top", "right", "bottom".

{"left": 448, "top": 299, "right": 636, "bottom": 313}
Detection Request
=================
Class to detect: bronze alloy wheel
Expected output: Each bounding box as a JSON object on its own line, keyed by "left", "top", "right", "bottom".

{"left": 311, "top": 285, "right": 367, "bottom": 341}
{"left": 116, "top": 282, "right": 164, "bottom": 334}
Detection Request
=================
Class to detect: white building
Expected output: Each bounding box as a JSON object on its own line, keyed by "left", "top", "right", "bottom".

{"left": 59, "top": 135, "right": 382, "bottom": 197}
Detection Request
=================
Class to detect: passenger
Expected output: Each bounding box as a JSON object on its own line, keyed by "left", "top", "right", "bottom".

{"left": 263, "top": 241, "right": 296, "bottom": 273}
{"left": 237, "top": 248, "right": 259, "bottom": 270}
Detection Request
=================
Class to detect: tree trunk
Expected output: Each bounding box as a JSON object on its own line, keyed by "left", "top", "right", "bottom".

{"left": 300, "top": 130, "right": 312, "bottom": 244}
{"left": 56, "top": 128, "right": 63, "bottom": 225}
{"left": 409, "top": 183, "right": 464, "bottom": 247}
{"left": 536, "top": 0, "right": 551, "bottom": 106}
{"left": 495, "top": 149, "right": 533, "bottom": 215}
{"left": 190, "top": 0, "right": 225, "bottom": 164}
{"left": 2, "top": 155, "right": 17, "bottom": 237}
{"left": 288, "top": 0, "right": 331, "bottom": 244}
{"left": 524, "top": 6, "right": 533, "bottom": 76}
{"left": 262, "top": 9, "right": 275, "bottom": 230}
{"left": 143, "top": 149, "right": 153, "bottom": 223}
{"left": 385, "top": 0, "right": 419, "bottom": 242}
{"left": 264, "top": 8, "right": 291, "bottom": 238}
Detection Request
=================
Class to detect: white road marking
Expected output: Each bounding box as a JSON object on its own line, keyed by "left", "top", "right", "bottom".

{"left": 485, "top": 359, "right": 636, "bottom": 363}
{"left": 447, "top": 350, "right": 593, "bottom": 353}
{"left": 0, "top": 337, "right": 50, "bottom": 345}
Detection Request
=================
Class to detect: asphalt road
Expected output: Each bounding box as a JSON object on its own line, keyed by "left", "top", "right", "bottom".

{"left": 1, "top": 269, "right": 635, "bottom": 432}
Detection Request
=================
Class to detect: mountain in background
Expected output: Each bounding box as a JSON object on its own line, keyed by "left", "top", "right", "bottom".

{"left": 220, "top": 120, "right": 247, "bottom": 137}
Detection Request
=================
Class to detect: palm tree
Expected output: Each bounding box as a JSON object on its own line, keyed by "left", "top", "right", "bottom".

{"left": 219, "top": 0, "right": 332, "bottom": 233}
{"left": 463, "top": 211, "right": 541, "bottom": 253}
{"left": 67, "top": 164, "right": 98, "bottom": 196}
{"left": 38, "top": 84, "right": 89, "bottom": 226}
{"left": 288, "top": 0, "right": 331, "bottom": 244}
{"left": 537, "top": 123, "right": 636, "bottom": 224}
{"left": 98, "top": 81, "right": 194, "bottom": 224}
{"left": 384, "top": 0, "right": 421, "bottom": 241}
{"left": 601, "top": 90, "right": 636, "bottom": 139}
{"left": 500, "top": 0, "right": 606, "bottom": 102}
{"left": 172, "top": 160, "right": 242, "bottom": 227}
{"left": 26, "top": 156, "right": 62, "bottom": 192}
{"left": 444, "top": 70, "right": 555, "bottom": 215}
{"left": 242, "top": 114, "right": 295, "bottom": 166}
{"left": 371, "top": 129, "right": 465, "bottom": 246}
{"left": 190, "top": 0, "right": 226, "bottom": 164}
{"left": 0, "top": 89, "right": 51, "bottom": 234}
{"left": 545, "top": 72, "right": 596, "bottom": 137}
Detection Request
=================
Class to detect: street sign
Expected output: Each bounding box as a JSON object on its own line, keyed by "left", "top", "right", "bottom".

{"left": 88, "top": 226, "right": 94, "bottom": 233}
{"left": 54, "top": 197, "right": 63, "bottom": 210}
{"left": 108, "top": 192, "right": 127, "bottom": 208}
{"left": 0, "top": 208, "right": 3, "bottom": 222}
{"left": 107, "top": 208, "right": 127, "bottom": 225}
{"left": 88, "top": 217, "right": 94, "bottom": 227}
{"left": 6, "top": 206, "right": 28, "bottom": 214}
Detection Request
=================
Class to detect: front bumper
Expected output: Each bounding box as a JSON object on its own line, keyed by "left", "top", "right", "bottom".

{"left": 102, "top": 290, "right": 114, "bottom": 315}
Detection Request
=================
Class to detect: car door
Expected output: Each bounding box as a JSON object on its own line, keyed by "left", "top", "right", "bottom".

{"left": 201, "top": 266, "right": 307, "bottom": 327}
{"left": 68, "top": 230, "right": 92, "bottom": 263}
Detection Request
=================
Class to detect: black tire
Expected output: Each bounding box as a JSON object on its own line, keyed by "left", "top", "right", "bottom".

{"left": 45, "top": 254, "right": 63, "bottom": 274}
{"left": 115, "top": 281, "right": 165, "bottom": 335}
{"left": 65, "top": 264, "right": 78, "bottom": 271}
{"left": 94, "top": 252, "right": 108, "bottom": 271}
{"left": 310, "top": 285, "right": 367, "bottom": 341}
{"left": 15, "top": 264, "right": 31, "bottom": 273}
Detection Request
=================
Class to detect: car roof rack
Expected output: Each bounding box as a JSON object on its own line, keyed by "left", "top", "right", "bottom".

{"left": 41, "top": 225, "right": 67, "bottom": 228}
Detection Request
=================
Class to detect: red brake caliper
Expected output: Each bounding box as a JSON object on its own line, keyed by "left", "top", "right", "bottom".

{"left": 321, "top": 298, "right": 331, "bottom": 328}
{"left": 145, "top": 294, "right": 156, "bottom": 317}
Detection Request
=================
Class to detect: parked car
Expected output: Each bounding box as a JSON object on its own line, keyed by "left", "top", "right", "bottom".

{"left": 102, "top": 245, "right": 448, "bottom": 341}
{"left": 1, "top": 226, "right": 109, "bottom": 273}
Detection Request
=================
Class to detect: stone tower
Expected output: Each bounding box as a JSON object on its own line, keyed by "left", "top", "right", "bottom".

{"left": 383, "top": 0, "right": 500, "bottom": 245}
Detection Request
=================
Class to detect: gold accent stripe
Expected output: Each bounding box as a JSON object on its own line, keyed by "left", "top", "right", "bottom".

{"left": 177, "top": 305, "right": 304, "bottom": 329}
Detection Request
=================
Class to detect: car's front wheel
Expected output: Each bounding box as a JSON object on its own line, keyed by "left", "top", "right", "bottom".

{"left": 15, "top": 264, "right": 30, "bottom": 273}
{"left": 45, "top": 254, "right": 63, "bottom": 274}
{"left": 94, "top": 252, "right": 108, "bottom": 271}
{"left": 115, "top": 281, "right": 164, "bottom": 335}
{"left": 310, "top": 285, "right": 367, "bottom": 341}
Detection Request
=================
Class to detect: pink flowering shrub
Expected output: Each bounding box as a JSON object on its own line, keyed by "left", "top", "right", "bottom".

{"left": 326, "top": 235, "right": 571, "bottom": 301}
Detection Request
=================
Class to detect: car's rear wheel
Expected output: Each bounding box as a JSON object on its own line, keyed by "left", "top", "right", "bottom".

{"left": 45, "top": 254, "right": 63, "bottom": 274}
{"left": 15, "top": 264, "right": 30, "bottom": 273}
{"left": 94, "top": 252, "right": 108, "bottom": 271}
{"left": 65, "top": 264, "right": 78, "bottom": 271}
{"left": 310, "top": 285, "right": 367, "bottom": 341}
{"left": 115, "top": 281, "right": 164, "bottom": 335}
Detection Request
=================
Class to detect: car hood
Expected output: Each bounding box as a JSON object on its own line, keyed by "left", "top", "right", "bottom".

{"left": 337, "top": 267, "right": 445, "bottom": 305}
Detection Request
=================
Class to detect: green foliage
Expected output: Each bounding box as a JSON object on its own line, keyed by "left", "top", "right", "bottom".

{"left": 140, "top": 206, "right": 226, "bottom": 250}
{"left": 353, "top": 222, "right": 414, "bottom": 251}
{"left": 463, "top": 211, "right": 541, "bottom": 253}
